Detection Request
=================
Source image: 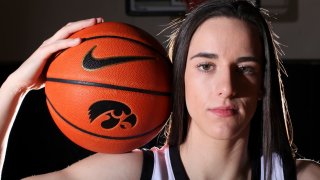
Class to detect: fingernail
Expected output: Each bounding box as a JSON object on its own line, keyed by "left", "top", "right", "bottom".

{"left": 97, "top": 17, "right": 104, "bottom": 23}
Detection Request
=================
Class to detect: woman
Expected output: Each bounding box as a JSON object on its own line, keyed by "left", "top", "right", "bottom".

{"left": 0, "top": 0, "right": 319, "bottom": 179}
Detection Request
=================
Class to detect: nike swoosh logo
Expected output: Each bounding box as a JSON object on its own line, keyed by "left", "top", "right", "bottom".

{"left": 82, "top": 45, "right": 155, "bottom": 70}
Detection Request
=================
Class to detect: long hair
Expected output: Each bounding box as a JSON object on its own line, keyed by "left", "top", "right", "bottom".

{"left": 165, "top": 0, "right": 296, "bottom": 179}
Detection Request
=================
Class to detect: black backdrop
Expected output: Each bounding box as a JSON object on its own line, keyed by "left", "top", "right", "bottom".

{"left": 1, "top": 60, "right": 319, "bottom": 179}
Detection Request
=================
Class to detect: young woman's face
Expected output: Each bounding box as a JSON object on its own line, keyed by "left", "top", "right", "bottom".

{"left": 185, "top": 17, "right": 263, "bottom": 140}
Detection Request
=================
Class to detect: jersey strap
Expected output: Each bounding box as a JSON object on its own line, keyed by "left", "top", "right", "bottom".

{"left": 141, "top": 149, "right": 155, "bottom": 180}
{"left": 169, "top": 146, "right": 190, "bottom": 180}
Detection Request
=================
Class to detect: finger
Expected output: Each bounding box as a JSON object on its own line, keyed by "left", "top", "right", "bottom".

{"left": 65, "top": 17, "right": 104, "bottom": 28}
{"left": 45, "top": 17, "right": 103, "bottom": 45}
{"left": 16, "top": 38, "right": 81, "bottom": 84}
{"left": 30, "top": 38, "right": 81, "bottom": 65}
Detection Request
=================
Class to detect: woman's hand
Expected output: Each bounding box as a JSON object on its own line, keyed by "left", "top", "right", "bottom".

{"left": 6, "top": 17, "right": 104, "bottom": 93}
{"left": 0, "top": 17, "right": 104, "bottom": 178}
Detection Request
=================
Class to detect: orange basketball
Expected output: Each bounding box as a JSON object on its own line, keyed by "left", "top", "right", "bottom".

{"left": 45, "top": 22, "right": 172, "bottom": 153}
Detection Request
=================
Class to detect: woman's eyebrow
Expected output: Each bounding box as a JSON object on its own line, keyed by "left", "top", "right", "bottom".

{"left": 237, "top": 56, "right": 260, "bottom": 63}
{"left": 190, "top": 52, "right": 218, "bottom": 60}
{"left": 190, "top": 52, "right": 261, "bottom": 63}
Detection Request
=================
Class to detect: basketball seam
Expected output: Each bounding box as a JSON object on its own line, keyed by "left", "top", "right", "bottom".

{"left": 46, "top": 78, "right": 171, "bottom": 96}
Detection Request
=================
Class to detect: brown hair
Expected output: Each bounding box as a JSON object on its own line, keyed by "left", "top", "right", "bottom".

{"left": 165, "top": 0, "right": 296, "bottom": 179}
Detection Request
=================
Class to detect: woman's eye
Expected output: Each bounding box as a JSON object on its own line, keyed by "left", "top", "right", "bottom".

{"left": 238, "top": 66, "right": 255, "bottom": 74}
{"left": 197, "top": 63, "right": 214, "bottom": 72}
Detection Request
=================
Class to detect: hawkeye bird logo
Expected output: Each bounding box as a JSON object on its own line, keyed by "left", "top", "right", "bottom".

{"left": 88, "top": 100, "right": 137, "bottom": 129}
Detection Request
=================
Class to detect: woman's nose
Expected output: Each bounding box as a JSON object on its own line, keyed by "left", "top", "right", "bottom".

{"left": 215, "top": 68, "right": 237, "bottom": 98}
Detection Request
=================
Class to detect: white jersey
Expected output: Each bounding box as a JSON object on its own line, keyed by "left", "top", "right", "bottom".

{"left": 140, "top": 145, "right": 284, "bottom": 180}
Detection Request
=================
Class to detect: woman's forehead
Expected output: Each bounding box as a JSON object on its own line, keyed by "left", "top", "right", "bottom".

{"left": 188, "top": 17, "right": 263, "bottom": 60}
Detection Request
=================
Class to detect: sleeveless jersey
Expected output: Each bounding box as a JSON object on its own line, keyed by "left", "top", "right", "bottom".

{"left": 140, "top": 145, "right": 284, "bottom": 180}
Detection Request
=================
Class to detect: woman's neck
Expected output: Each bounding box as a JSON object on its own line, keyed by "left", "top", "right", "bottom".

{"left": 179, "top": 124, "right": 252, "bottom": 180}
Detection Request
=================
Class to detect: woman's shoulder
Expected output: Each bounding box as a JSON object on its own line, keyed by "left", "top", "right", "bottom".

{"left": 65, "top": 150, "right": 144, "bottom": 179}
{"left": 296, "top": 158, "right": 320, "bottom": 180}
{"left": 23, "top": 150, "right": 144, "bottom": 180}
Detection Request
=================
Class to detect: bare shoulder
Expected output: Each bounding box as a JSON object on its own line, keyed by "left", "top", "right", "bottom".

{"left": 22, "top": 150, "right": 143, "bottom": 180}
{"left": 296, "top": 158, "right": 320, "bottom": 180}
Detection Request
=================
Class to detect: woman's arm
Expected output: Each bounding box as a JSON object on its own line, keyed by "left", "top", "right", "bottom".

{"left": 22, "top": 151, "right": 143, "bottom": 180}
{"left": 0, "top": 17, "right": 104, "bottom": 177}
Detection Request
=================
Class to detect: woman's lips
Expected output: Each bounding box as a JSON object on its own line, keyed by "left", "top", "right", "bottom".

{"left": 208, "top": 106, "right": 238, "bottom": 117}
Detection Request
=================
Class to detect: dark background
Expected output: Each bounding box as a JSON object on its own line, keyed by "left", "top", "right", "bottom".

{"left": 1, "top": 60, "right": 319, "bottom": 179}
{"left": 1, "top": 0, "right": 320, "bottom": 179}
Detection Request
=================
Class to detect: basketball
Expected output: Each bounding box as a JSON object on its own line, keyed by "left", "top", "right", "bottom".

{"left": 45, "top": 22, "right": 172, "bottom": 153}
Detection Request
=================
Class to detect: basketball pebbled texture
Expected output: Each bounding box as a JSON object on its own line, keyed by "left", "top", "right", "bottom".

{"left": 45, "top": 22, "right": 172, "bottom": 153}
